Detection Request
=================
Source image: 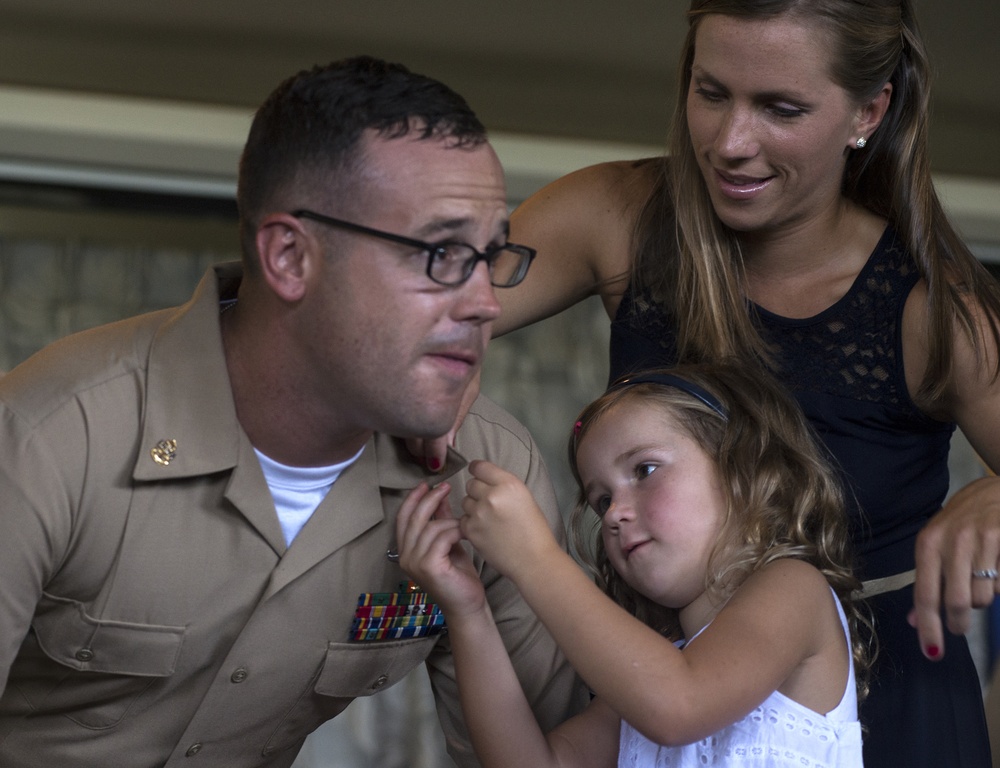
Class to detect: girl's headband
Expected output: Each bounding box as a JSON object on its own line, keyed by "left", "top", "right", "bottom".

{"left": 608, "top": 372, "right": 730, "bottom": 421}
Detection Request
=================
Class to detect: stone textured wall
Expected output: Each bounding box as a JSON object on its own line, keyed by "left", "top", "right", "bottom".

{"left": 0, "top": 237, "right": 225, "bottom": 371}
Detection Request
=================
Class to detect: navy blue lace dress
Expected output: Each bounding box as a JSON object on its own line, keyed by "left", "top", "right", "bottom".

{"left": 609, "top": 226, "right": 990, "bottom": 766}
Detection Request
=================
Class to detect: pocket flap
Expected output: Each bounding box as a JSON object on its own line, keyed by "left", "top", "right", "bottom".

{"left": 315, "top": 637, "right": 437, "bottom": 697}
{"left": 32, "top": 593, "right": 186, "bottom": 677}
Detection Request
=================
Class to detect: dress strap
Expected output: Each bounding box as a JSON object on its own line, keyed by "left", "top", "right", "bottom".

{"left": 825, "top": 586, "right": 858, "bottom": 723}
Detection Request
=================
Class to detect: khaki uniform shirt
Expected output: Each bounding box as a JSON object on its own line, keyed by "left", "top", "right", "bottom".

{"left": 0, "top": 263, "right": 586, "bottom": 767}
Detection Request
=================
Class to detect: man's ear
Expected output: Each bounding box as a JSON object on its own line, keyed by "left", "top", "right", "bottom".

{"left": 255, "top": 213, "right": 312, "bottom": 302}
{"left": 852, "top": 82, "right": 893, "bottom": 149}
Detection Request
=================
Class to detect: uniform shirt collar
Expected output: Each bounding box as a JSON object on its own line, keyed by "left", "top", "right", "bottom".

{"left": 134, "top": 262, "right": 470, "bottom": 485}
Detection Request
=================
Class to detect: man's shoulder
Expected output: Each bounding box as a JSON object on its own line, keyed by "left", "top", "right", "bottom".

{"left": 456, "top": 396, "right": 560, "bottom": 524}
{"left": 455, "top": 396, "right": 549, "bottom": 483}
{"left": 461, "top": 395, "right": 535, "bottom": 454}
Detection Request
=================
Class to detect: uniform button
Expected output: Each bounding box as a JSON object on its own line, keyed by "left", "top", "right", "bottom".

{"left": 370, "top": 674, "right": 389, "bottom": 691}
{"left": 75, "top": 649, "right": 94, "bottom": 662}
{"left": 185, "top": 743, "right": 203, "bottom": 757}
{"left": 230, "top": 667, "right": 248, "bottom": 684}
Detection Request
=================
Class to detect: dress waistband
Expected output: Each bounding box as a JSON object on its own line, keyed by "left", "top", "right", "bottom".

{"left": 857, "top": 568, "right": 916, "bottom": 598}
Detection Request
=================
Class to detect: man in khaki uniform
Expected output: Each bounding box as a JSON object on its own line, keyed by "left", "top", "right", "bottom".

{"left": 0, "top": 56, "right": 585, "bottom": 767}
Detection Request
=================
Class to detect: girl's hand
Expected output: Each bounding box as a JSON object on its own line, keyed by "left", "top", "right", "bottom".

{"left": 396, "top": 482, "right": 486, "bottom": 618}
{"left": 460, "top": 460, "right": 561, "bottom": 580}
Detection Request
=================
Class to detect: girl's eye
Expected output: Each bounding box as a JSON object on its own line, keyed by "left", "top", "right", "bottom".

{"left": 593, "top": 495, "right": 611, "bottom": 517}
{"left": 635, "top": 462, "right": 656, "bottom": 480}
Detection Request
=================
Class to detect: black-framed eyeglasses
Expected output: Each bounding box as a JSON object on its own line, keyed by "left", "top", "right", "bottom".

{"left": 292, "top": 209, "right": 536, "bottom": 288}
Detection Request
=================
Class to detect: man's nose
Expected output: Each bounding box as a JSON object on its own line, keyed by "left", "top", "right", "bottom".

{"left": 454, "top": 260, "right": 501, "bottom": 324}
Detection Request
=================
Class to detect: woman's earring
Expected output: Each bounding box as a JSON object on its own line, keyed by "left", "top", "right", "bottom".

{"left": 855, "top": 136, "right": 867, "bottom": 149}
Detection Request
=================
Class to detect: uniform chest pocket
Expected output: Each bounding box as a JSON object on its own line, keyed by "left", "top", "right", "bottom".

{"left": 315, "top": 637, "right": 439, "bottom": 698}
{"left": 22, "top": 593, "right": 187, "bottom": 729}
{"left": 260, "top": 637, "right": 440, "bottom": 756}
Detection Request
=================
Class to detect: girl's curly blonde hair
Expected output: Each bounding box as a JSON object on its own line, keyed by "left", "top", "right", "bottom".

{"left": 569, "top": 361, "right": 874, "bottom": 700}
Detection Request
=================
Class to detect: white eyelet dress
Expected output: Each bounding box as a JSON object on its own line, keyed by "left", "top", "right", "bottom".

{"left": 618, "top": 589, "right": 863, "bottom": 767}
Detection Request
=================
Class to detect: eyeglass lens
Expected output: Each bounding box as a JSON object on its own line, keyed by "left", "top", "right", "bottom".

{"left": 429, "top": 245, "right": 532, "bottom": 287}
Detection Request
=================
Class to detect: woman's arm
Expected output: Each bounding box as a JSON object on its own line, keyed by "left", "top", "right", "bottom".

{"left": 909, "top": 292, "right": 1000, "bottom": 657}
{"left": 461, "top": 461, "right": 846, "bottom": 746}
{"left": 495, "top": 160, "right": 653, "bottom": 336}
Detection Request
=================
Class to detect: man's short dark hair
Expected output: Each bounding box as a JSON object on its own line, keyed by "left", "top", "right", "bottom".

{"left": 236, "top": 55, "right": 488, "bottom": 268}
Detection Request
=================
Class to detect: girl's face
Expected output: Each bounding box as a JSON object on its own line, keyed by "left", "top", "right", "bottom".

{"left": 686, "top": 13, "right": 865, "bottom": 236}
{"left": 576, "top": 398, "right": 728, "bottom": 626}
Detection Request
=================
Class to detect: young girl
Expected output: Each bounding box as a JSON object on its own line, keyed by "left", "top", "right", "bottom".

{"left": 396, "top": 363, "right": 870, "bottom": 767}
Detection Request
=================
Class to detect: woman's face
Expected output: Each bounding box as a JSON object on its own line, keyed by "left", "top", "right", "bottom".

{"left": 686, "top": 14, "right": 865, "bottom": 236}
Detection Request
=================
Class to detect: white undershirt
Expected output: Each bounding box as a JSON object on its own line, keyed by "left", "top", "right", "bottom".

{"left": 254, "top": 446, "right": 365, "bottom": 546}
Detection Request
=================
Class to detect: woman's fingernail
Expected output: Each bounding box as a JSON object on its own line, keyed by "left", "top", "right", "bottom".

{"left": 427, "top": 457, "right": 442, "bottom": 472}
{"left": 926, "top": 645, "right": 941, "bottom": 659}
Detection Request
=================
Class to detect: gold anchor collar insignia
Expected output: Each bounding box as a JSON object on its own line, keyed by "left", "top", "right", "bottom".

{"left": 150, "top": 439, "right": 178, "bottom": 466}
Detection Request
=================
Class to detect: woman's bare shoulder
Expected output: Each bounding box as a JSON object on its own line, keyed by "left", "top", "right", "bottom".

{"left": 540, "top": 157, "right": 663, "bottom": 211}
{"left": 494, "top": 158, "right": 666, "bottom": 334}
{"left": 511, "top": 158, "right": 663, "bottom": 273}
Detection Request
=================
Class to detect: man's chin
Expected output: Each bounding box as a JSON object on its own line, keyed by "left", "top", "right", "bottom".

{"left": 387, "top": 406, "right": 460, "bottom": 444}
